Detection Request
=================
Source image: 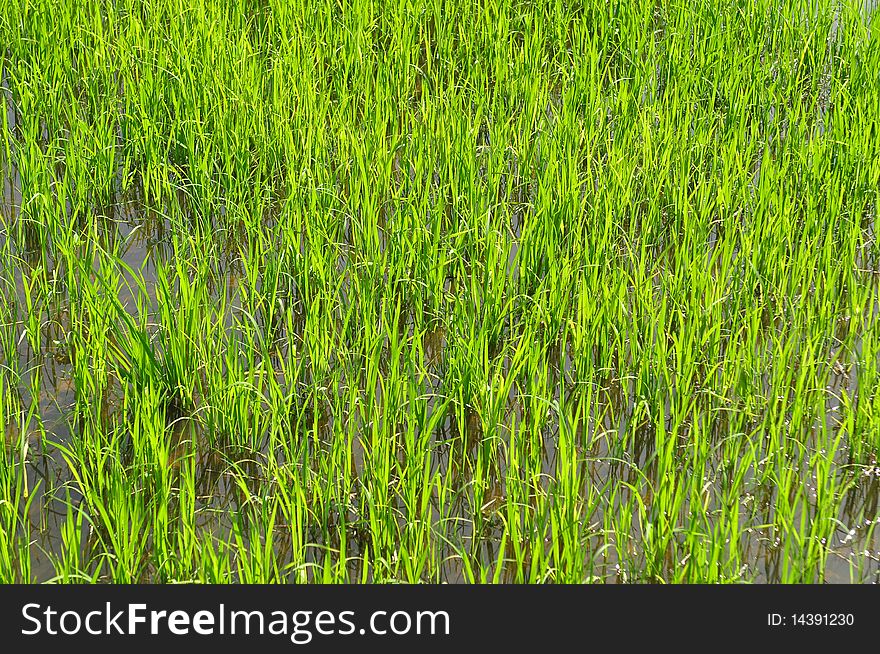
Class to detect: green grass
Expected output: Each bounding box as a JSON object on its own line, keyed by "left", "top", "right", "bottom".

{"left": 1, "top": 0, "right": 879, "bottom": 583}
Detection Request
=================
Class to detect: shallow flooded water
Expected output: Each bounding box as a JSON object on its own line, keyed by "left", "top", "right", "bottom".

{"left": 3, "top": 177, "right": 878, "bottom": 583}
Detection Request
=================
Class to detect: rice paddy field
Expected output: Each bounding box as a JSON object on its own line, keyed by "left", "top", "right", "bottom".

{"left": 1, "top": 0, "right": 879, "bottom": 584}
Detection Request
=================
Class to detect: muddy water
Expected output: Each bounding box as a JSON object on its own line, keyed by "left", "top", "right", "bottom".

{"left": 3, "top": 176, "right": 880, "bottom": 582}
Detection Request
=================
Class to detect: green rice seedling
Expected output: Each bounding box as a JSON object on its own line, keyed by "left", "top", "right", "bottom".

{"left": 0, "top": 0, "right": 878, "bottom": 584}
